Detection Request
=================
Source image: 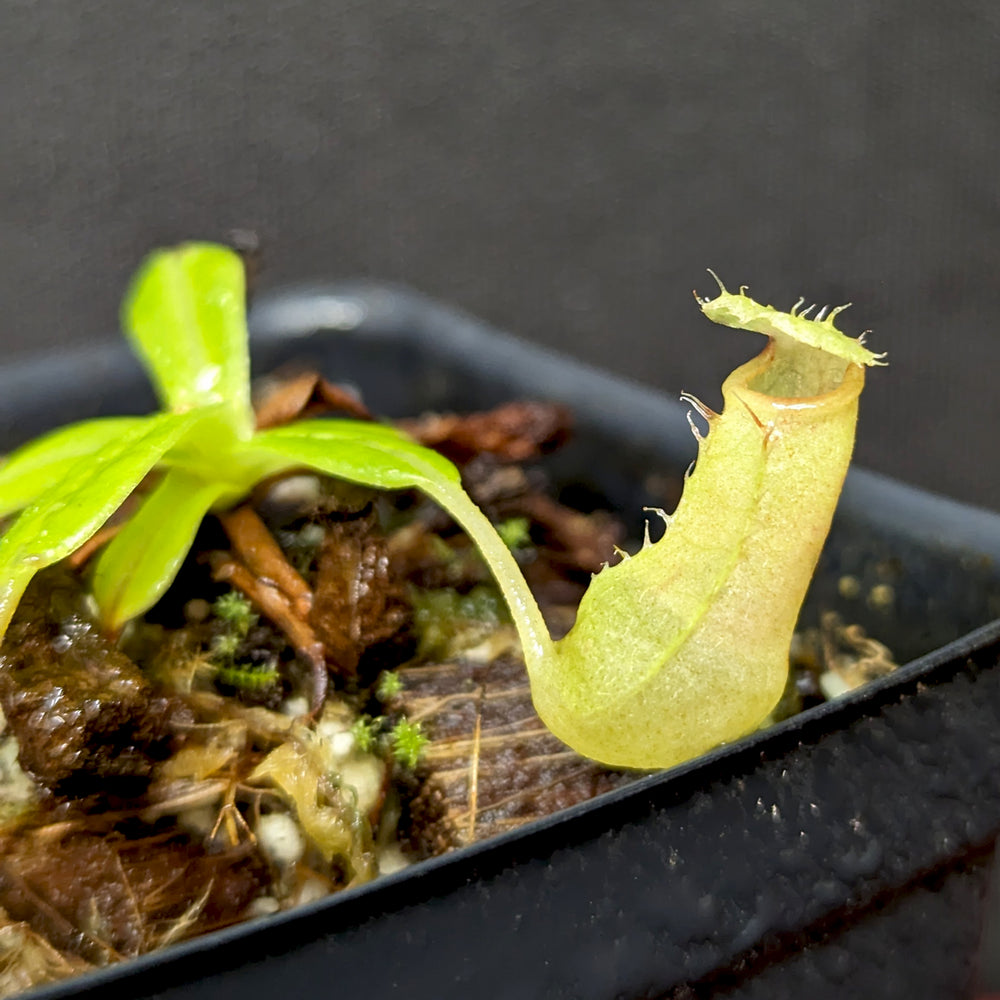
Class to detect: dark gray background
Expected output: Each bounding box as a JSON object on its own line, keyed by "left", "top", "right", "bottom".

{"left": 3, "top": 1, "right": 1000, "bottom": 990}
{"left": 2, "top": 0, "right": 998, "bottom": 510}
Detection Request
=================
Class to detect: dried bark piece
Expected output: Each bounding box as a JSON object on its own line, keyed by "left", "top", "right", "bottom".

{"left": 0, "top": 833, "right": 142, "bottom": 962}
{"left": 397, "top": 776, "right": 462, "bottom": 859}
{"left": 114, "top": 836, "right": 265, "bottom": 939}
{"left": 309, "top": 516, "right": 409, "bottom": 677}
{"left": 254, "top": 370, "right": 372, "bottom": 429}
{"left": 392, "top": 654, "right": 638, "bottom": 848}
{"left": 0, "top": 830, "right": 265, "bottom": 966}
{"left": 209, "top": 506, "right": 408, "bottom": 706}
{"left": 0, "top": 621, "right": 177, "bottom": 794}
{"left": 399, "top": 401, "right": 572, "bottom": 464}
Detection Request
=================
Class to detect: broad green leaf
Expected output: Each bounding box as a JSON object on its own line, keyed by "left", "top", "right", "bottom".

{"left": 250, "top": 419, "right": 462, "bottom": 491}
{"left": 0, "top": 411, "right": 199, "bottom": 638}
{"left": 0, "top": 417, "right": 148, "bottom": 519}
{"left": 124, "top": 243, "right": 253, "bottom": 437}
{"left": 92, "top": 468, "right": 226, "bottom": 630}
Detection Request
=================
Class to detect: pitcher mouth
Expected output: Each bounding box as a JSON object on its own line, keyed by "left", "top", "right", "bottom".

{"left": 725, "top": 340, "right": 866, "bottom": 422}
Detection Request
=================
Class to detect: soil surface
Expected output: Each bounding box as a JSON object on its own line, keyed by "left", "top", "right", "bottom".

{"left": 0, "top": 378, "right": 896, "bottom": 996}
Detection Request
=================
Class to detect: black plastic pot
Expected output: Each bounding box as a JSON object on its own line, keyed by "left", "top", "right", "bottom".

{"left": 5, "top": 284, "right": 1000, "bottom": 1000}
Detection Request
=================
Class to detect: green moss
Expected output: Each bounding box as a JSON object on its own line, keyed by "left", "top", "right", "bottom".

{"left": 390, "top": 719, "right": 428, "bottom": 769}
{"left": 409, "top": 584, "right": 509, "bottom": 660}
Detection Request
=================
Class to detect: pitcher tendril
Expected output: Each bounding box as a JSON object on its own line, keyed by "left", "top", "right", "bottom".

{"left": 0, "top": 249, "right": 883, "bottom": 770}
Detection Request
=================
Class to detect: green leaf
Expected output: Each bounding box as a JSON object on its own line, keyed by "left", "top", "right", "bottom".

{"left": 0, "top": 417, "right": 149, "bottom": 519}
{"left": 124, "top": 243, "right": 253, "bottom": 437}
{"left": 250, "top": 419, "right": 463, "bottom": 490}
{"left": 92, "top": 467, "right": 226, "bottom": 630}
{"left": 0, "top": 411, "right": 199, "bottom": 638}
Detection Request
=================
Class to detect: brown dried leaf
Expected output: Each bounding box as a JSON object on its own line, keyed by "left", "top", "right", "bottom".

{"left": 254, "top": 370, "right": 372, "bottom": 429}
{"left": 400, "top": 401, "right": 572, "bottom": 464}
{"left": 460, "top": 457, "right": 532, "bottom": 508}
{"left": 309, "top": 517, "right": 408, "bottom": 677}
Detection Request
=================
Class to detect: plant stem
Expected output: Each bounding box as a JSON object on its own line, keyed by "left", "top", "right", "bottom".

{"left": 420, "top": 478, "right": 555, "bottom": 667}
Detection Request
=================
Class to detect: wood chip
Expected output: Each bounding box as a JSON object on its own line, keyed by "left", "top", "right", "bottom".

{"left": 393, "top": 654, "right": 638, "bottom": 848}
